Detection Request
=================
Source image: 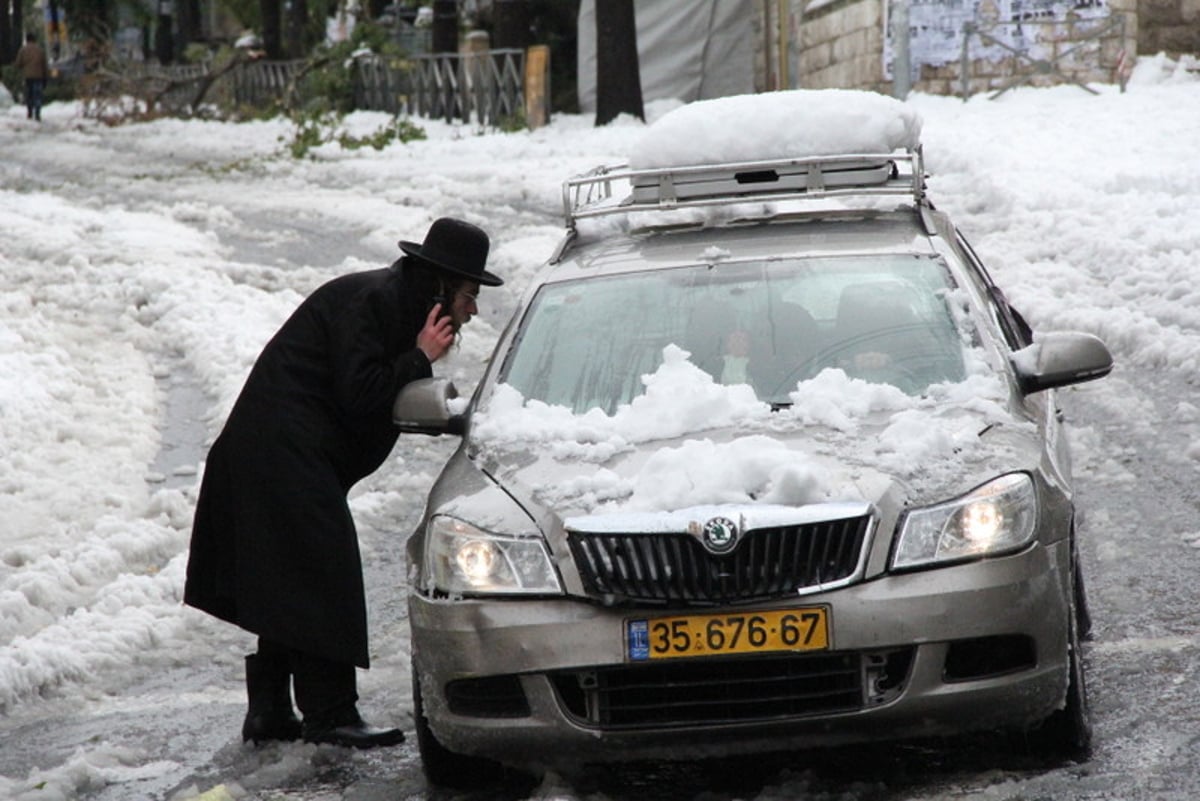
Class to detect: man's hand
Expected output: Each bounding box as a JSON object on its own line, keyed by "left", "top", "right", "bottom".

{"left": 417, "top": 304, "right": 455, "bottom": 362}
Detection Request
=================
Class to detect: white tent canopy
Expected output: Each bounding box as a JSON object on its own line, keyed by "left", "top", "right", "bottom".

{"left": 577, "top": 0, "right": 754, "bottom": 113}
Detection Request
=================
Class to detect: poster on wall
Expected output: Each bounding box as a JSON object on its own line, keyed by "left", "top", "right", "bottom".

{"left": 884, "top": 0, "right": 1111, "bottom": 80}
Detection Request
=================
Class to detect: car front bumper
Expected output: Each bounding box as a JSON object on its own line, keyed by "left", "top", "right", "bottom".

{"left": 409, "top": 538, "right": 1072, "bottom": 770}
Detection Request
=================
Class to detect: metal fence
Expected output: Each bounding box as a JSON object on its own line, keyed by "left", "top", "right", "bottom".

{"left": 231, "top": 60, "right": 306, "bottom": 108}
{"left": 113, "top": 60, "right": 210, "bottom": 111}
{"left": 86, "top": 58, "right": 303, "bottom": 113}
{"left": 353, "top": 48, "right": 525, "bottom": 125}
{"left": 353, "top": 55, "right": 411, "bottom": 115}
{"left": 79, "top": 47, "right": 536, "bottom": 128}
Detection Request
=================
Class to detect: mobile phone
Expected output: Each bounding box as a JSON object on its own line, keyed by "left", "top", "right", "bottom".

{"left": 430, "top": 294, "right": 451, "bottom": 323}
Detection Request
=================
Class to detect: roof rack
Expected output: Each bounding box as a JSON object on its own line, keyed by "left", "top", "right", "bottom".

{"left": 561, "top": 146, "right": 926, "bottom": 232}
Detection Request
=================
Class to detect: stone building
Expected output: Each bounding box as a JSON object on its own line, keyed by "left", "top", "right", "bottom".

{"left": 758, "top": 0, "right": 1142, "bottom": 97}
{"left": 579, "top": 0, "right": 1193, "bottom": 107}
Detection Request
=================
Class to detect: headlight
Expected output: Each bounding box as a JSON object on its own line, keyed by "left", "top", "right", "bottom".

{"left": 424, "top": 515, "right": 563, "bottom": 595}
{"left": 892, "top": 473, "right": 1037, "bottom": 570}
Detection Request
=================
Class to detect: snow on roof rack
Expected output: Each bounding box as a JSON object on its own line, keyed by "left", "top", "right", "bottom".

{"left": 561, "top": 146, "right": 926, "bottom": 233}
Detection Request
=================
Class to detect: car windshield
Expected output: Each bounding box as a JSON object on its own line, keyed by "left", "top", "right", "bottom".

{"left": 499, "top": 254, "right": 969, "bottom": 414}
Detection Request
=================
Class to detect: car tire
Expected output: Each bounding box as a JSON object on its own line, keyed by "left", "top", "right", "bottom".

{"left": 1022, "top": 569, "right": 1094, "bottom": 761}
{"left": 1072, "top": 529, "right": 1094, "bottom": 640}
{"left": 412, "top": 662, "right": 534, "bottom": 790}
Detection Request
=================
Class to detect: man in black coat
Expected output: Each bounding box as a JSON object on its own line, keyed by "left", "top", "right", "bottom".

{"left": 184, "top": 218, "right": 502, "bottom": 749}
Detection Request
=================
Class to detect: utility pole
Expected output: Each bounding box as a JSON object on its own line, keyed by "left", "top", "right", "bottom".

{"left": 432, "top": 0, "right": 458, "bottom": 54}
{"left": 891, "top": 0, "right": 912, "bottom": 99}
{"left": 156, "top": 0, "right": 175, "bottom": 64}
{"left": 492, "top": 0, "right": 530, "bottom": 50}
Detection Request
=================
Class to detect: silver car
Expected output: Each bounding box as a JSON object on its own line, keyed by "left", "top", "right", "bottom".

{"left": 396, "top": 143, "right": 1112, "bottom": 787}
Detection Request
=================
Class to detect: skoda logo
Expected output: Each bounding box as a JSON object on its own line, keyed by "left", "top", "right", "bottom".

{"left": 700, "top": 516, "right": 739, "bottom": 554}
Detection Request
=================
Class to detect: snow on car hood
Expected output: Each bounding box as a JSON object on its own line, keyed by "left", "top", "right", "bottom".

{"left": 467, "top": 346, "right": 1037, "bottom": 524}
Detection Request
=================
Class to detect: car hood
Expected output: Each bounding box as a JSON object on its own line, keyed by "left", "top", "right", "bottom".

{"left": 461, "top": 372, "right": 1043, "bottom": 531}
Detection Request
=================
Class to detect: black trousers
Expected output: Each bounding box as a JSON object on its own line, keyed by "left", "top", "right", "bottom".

{"left": 257, "top": 637, "right": 359, "bottom": 726}
{"left": 23, "top": 78, "right": 44, "bottom": 118}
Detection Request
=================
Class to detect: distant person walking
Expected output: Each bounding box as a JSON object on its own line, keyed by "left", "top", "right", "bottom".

{"left": 13, "top": 32, "right": 49, "bottom": 121}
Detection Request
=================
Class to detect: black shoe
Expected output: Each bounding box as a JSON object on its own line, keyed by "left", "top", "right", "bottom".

{"left": 243, "top": 707, "right": 303, "bottom": 743}
{"left": 303, "top": 710, "right": 405, "bottom": 749}
{"left": 242, "top": 653, "right": 303, "bottom": 744}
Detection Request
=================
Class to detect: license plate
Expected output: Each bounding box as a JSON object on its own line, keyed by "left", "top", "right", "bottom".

{"left": 626, "top": 607, "right": 829, "bottom": 661}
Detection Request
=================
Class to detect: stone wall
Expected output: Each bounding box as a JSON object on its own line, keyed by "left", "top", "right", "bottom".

{"left": 934, "top": 1, "right": 1139, "bottom": 97}
{"left": 794, "top": 0, "right": 889, "bottom": 93}
{"left": 741, "top": 0, "right": 1190, "bottom": 99}
{"left": 1138, "top": 0, "right": 1200, "bottom": 55}
{"left": 789, "top": 0, "right": 1141, "bottom": 97}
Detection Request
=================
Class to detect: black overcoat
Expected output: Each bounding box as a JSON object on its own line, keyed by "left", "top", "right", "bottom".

{"left": 184, "top": 265, "right": 432, "bottom": 668}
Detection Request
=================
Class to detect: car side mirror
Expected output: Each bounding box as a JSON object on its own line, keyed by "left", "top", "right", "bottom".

{"left": 1011, "top": 332, "right": 1113, "bottom": 394}
{"left": 392, "top": 377, "right": 465, "bottom": 436}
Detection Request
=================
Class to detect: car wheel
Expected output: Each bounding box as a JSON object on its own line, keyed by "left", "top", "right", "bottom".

{"left": 1022, "top": 574, "right": 1094, "bottom": 761}
{"left": 1072, "top": 529, "right": 1093, "bottom": 640}
{"left": 412, "top": 661, "right": 533, "bottom": 790}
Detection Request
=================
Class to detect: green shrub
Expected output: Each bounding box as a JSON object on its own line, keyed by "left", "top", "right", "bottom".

{"left": 283, "top": 108, "right": 426, "bottom": 159}
{"left": 183, "top": 43, "right": 212, "bottom": 65}
{"left": 288, "top": 20, "right": 406, "bottom": 116}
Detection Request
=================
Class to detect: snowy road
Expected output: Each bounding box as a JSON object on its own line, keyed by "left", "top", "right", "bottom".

{"left": 3, "top": 62, "right": 1200, "bottom": 801}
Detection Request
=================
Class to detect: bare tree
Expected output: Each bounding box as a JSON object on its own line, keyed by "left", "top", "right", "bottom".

{"left": 63, "top": 0, "right": 110, "bottom": 45}
{"left": 260, "top": 0, "right": 283, "bottom": 59}
{"left": 594, "top": 0, "right": 643, "bottom": 125}
{"left": 285, "top": 0, "right": 311, "bottom": 58}
{"left": 177, "top": 0, "right": 202, "bottom": 52}
{"left": 432, "top": 0, "right": 458, "bottom": 54}
{"left": 155, "top": 0, "right": 174, "bottom": 63}
{"left": 0, "top": 0, "right": 13, "bottom": 65}
{"left": 492, "top": 0, "right": 531, "bottom": 50}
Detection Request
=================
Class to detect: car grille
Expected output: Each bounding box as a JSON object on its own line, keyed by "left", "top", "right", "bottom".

{"left": 549, "top": 649, "right": 913, "bottom": 729}
{"left": 567, "top": 514, "right": 871, "bottom": 605}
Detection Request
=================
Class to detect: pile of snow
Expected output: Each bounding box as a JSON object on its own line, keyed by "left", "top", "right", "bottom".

{"left": 629, "top": 89, "right": 923, "bottom": 169}
{"left": 473, "top": 347, "right": 1015, "bottom": 515}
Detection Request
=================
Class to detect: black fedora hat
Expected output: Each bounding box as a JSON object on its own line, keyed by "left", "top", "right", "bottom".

{"left": 398, "top": 217, "right": 503, "bottom": 287}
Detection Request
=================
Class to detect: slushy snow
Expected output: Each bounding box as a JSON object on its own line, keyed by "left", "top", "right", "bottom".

{"left": 0, "top": 52, "right": 1198, "bottom": 799}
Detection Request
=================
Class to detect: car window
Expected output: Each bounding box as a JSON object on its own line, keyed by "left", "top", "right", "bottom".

{"left": 955, "top": 231, "right": 1034, "bottom": 349}
{"left": 499, "top": 255, "right": 969, "bottom": 414}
